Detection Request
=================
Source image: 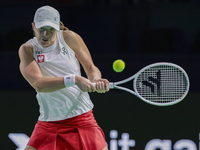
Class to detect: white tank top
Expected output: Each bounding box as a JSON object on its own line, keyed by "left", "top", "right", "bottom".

{"left": 27, "top": 30, "right": 94, "bottom": 121}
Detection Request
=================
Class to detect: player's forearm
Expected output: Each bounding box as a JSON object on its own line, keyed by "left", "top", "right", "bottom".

{"left": 86, "top": 66, "right": 102, "bottom": 83}
{"left": 33, "top": 77, "right": 66, "bottom": 92}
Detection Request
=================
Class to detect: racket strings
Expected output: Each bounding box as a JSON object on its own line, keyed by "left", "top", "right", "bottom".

{"left": 135, "top": 65, "right": 188, "bottom": 103}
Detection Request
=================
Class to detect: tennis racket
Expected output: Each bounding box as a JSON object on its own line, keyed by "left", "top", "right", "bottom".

{"left": 99, "top": 62, "right": 189, "bottom": 106}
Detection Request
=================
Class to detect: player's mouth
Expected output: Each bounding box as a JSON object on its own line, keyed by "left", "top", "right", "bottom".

{"left": 42, "top": 38, "right": 48, "bottom": 42}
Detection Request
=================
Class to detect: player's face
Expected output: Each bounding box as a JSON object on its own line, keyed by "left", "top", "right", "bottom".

{"left": 32, "top": 23, "right": 57, "bottom": 48}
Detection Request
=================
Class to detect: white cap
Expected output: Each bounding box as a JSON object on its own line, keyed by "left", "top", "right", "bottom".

{"left": 33, "top": 6, "right": 60, "bottom": 31}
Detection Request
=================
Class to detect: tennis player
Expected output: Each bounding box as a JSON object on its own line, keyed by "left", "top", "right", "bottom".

{"left": 19, "top": 5, "right": 109, "bottom": 150}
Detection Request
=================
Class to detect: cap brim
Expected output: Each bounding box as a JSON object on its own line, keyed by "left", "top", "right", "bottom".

{"left": 35, "top": 21, "right": 59, "bottom": 31}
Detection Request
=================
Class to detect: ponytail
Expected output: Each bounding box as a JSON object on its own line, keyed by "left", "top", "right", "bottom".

{"left": 60, "top": 21, "right": 68, "bottom": 30}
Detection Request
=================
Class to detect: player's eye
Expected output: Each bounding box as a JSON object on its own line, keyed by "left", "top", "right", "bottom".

{"left": 50, "top": 28, "right": 55, "bottom": 32}
{"left": 39, "top": 28, "right": 45, "bottom": 32}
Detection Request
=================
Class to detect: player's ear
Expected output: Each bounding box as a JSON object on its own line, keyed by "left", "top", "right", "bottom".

{"left": 31, "top": 23, "right": 36, "bottom": 37}
{"left": 31, "top": 23, "right": 35, "bottom": 29}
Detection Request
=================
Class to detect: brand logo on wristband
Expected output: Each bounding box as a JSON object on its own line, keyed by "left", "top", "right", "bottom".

{"left": 64, "top": 75, "right": 75, "bottom": 87}
{"left": 37, "top": 55, "right": 45, "bottom": 63}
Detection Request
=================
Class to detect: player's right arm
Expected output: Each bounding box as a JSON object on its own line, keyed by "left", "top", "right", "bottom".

{"left": 19, "top": 43, "right": 66, "bottom": 92}
{"left": 18, "top": 43, "right": 95, "bottom": 93}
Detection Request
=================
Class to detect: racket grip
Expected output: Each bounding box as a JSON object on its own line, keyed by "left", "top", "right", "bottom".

{"left": 92, "top": 83, "right": 114, "bottom": 89}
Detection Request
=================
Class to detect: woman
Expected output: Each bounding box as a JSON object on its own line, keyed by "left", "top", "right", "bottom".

{"left": 19, "top": 5, "right": 109, "bottom": 150}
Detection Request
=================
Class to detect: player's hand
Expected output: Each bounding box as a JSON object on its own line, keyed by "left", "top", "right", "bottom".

{"left": 75, "top": 75, "right": 96, "bottom": 92}
{"left": 93, "top": 79, "right": 109, "bottom": 93}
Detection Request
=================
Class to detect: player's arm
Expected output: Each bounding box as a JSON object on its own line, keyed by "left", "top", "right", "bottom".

{"left": 19, "top": 43, "right": 66, "bottom": 92}
{"left": 63, "top": 30, "right": 109, "bottom": 93}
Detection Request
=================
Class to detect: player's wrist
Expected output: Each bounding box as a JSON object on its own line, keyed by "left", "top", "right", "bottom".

{"left": 74, "top": 75, "right": 81, "bottom": 85}
{"left": 64, "top": 74, "right": 75, "bottom": 87}
{"left": 91, "top": 78, "right": 101, "bottom": 83}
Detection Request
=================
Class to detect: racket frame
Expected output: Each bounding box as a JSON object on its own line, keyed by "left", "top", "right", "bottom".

{"left": 109, "top": 62, "right": 190, "bottom": 106}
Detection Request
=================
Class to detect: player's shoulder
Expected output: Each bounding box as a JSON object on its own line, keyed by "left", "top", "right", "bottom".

{"left": 62, "top": 30, "right": 82, "bottom": 42}
{"left": 18, "top": 42, "right": 33, "bottom": 57}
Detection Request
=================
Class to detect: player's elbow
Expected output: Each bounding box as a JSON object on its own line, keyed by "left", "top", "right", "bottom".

{"left": 32, "top": 80, "right": 47, "bottom": 92}
{"left": 33, "top": 82, "right": 44, "bottom": 92}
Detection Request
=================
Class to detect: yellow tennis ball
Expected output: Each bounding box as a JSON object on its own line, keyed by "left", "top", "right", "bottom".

{"left": 113, "top": 59, "right": 125, "bottom": 72}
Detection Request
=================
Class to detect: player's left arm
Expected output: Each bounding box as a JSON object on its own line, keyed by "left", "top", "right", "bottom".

{"left": 63, "top": 30, "right": 109, "bottom": 93}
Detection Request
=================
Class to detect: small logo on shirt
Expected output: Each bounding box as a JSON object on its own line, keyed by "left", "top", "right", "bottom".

{"left": 36, "top": 51, "right": 42, "bottom": 54}
{"left": 37, "top": 55, "right": 45, "bottom": 63}
{"left": 62, "top": 47, "right": 67, "bottom": 55}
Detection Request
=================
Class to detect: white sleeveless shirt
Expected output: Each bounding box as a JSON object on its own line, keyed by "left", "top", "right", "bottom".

{"left": 27, "top": 30, "right": 94, "bottom": 121}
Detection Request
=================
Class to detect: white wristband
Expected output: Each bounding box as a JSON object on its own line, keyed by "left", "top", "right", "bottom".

{"left": 64, "top": 75, "right": 75, "bottom": 87}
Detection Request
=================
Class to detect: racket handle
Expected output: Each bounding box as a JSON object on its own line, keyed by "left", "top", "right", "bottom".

{"left": 92, "top": 82, "right": 114, "bottom": 89}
